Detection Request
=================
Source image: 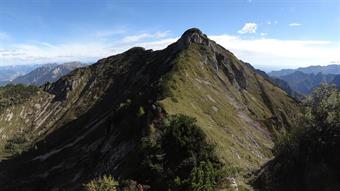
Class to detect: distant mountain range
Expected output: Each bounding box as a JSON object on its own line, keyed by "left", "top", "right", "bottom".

{"left": 331, "top": 75, "right": 340, "bottom": 87}
{"left": 1, "top": 62, "right": 86, "bottom": 86}
{"left": 269, "top": 65, "right": 340, "bottom": 95}
{"left": 269, "top": 64, "right": 340, "bottom": 77}
{"left": 256, "top": 69, "right": 303, "bottom": 100}
{"left": 0, "top": 65, "right": 39, "bottom": 82}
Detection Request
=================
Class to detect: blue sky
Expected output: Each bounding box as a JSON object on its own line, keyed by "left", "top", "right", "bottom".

{"left": 0, "top": 0, "right": 339, "bottom": 71}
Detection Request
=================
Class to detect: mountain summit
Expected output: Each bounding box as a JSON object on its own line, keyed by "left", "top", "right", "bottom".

{"left": 178, "top": 28, "right": 210, "bottom": 46}
{"left": 0, "top": 28, "right": 298, "bottom": 190}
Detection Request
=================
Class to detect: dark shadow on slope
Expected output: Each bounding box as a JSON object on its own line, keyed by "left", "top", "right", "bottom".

{"left": 0, "top": 46, "right": 179, "bottom": 191}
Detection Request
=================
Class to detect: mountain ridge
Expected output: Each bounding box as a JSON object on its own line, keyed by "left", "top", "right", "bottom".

{"left": 0, "top": 28, "right": 299, "bottom": 190}
{"left": 8, "top": 62, "right": 86, "bottom": 86}
{"left": 269, "top": 64, "right": 340, "bottom": 77}
{"left": 0, "top": 65, "right": 40, "bottom": 84}
{"left": 273, "top": 71, "right": 338, "bottom": 94}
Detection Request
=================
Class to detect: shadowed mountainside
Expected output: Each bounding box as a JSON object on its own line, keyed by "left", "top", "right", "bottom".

{"left": 0, "top": 28, "right": 299, "bottom": 190}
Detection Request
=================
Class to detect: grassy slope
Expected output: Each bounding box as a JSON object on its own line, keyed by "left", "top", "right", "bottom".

{"left": 159, "top": 44, "right": 298, "bottom": 172}
{"left": 0, "top": 33, "right": 299, "bottom": 190}
{"left": 0, "top": 85, "right": 52, "bottom": 158}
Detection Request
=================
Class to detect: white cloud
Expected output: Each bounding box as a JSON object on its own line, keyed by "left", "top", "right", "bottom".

{"left": 289, "top": 23, "right": 301, "bottom": 27}
{"left": 1, "top": 31, "right": 339, "bottom": 72}
{"left": 238, "top": 23, "right": 257, "bottom": 34}
{"left": 121, "top": 31, "right": 169, "bottom": 43}
{"left": 0, "top": 30, "right": 172, "bottom": 65}
{"left": 0, "top": 42, "right": 115, "bottom": 65}
{"left": 267, "top": 21, "right": 271, "bottom": 25}
{"left": 136, "top": 38, "right": 178, "bottom": 50}
{"left": 260, "top": 32, "right": 267, "bottom": 36}
{"left": 209, "top": 35, "right": 340, "bottom": 70}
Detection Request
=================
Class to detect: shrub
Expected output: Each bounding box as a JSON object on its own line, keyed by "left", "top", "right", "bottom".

{"left": 4, "top": 136, "right": 28, "bottom": 155}
{"left": 138, "top": 114, "right": 223, "bottom": 191}
{"left": 4, "top": 127, "right": 35, "bottom": 156}
{"left": 260, "top": 84, "right": 340, "bottom": 190}
{"left": 136, "top": 106, "right": 145, "bottom": 117}
{"left": 188, "top": 161, "right": 223, "bottom": 191}
{"left": 0, "top": 84, "right": 39, "bottom": 112}
{"left": 274, "top": 84, "right": 340, "bottom": 159}
{"left": 84, "top": 175, "right": 119, "bottom": 191}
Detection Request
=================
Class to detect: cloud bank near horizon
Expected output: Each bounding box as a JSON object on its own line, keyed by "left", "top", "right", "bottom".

{"left": 0, "top": 31, "right": 339, "bottom": 71}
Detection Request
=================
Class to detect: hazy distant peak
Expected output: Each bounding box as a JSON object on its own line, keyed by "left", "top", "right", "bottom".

{"left": 9, "top": 61, "right": 86, "bottom": 86}
{"left": 269, "top": 64, "right": 340, "bottom": 77}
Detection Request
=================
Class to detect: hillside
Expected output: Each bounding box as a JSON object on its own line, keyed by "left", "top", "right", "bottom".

{"left": 9, "top": 62, "right": 86, "bottom": 86}
{"left": 0, "top": 28, "right": 299, "bottom": 190}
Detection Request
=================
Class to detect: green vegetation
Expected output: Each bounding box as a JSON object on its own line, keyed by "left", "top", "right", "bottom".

{"left": 3, "top": 126, "right": 35, "bottom": 156}
{"left": 136, "top": 106, "right": 145, "bottom": 117}
{"left": 0, "top": 29, "right": 301, "bottom": 190}
{"left": 159, "top": 43, "right": 295, "bottom": 170}
{"left": 274, "top": 84, "right": 339, "bottom": 157}
{"left": 138, "top": 114, "right": 224, "bottom": 191}
{"left": 84, "top": 175, "right": 119, "bottom": 191}
{"left": 256, "top": 84, "right": 340, "bottom": 191}
{"left": 4, "top": 132, "right": 30, "bottom": 156}
{"left": 0, "top": 84, "right": 40, "bottom": 157}
{"left": 188, "top": 161, "right": 222, "bottom": 191}
{"left": 0, "top": 84, "right": 39, "bottom": 112}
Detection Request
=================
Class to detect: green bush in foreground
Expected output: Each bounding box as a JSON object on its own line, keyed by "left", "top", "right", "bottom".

{"left": 274, "top": 84, "right": 340, "bottom": 158}
{"left": 84, "top": 175, "right": 119, "bottom": 191}
{"left": 139, "top": 114, "right": 223, "bottom": 191}
{"left": 261, "top": 84, "right": 340, "bottom": 191}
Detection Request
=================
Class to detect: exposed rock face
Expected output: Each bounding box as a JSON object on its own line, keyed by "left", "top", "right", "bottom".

{"left": 173, "top": 28, "right": 248, "bottom": 91}
{"left": 178, "top": 28, "right": 211, "bottom": 47}
{"left": 228, "top": 177, "right": 239, "bottom": 191}
{"left": 0, "top": 28, "right": 299, "bottom": 190}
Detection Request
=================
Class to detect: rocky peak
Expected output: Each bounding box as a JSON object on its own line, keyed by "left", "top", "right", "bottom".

{"left": 176, "top": 28, "right": 211, "bottom": 48}
{"left": 181, "top": 28, "right": 205, "bottom": 39}
{"left": 124, "top": 47, "right": 146, "bottom": 54}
